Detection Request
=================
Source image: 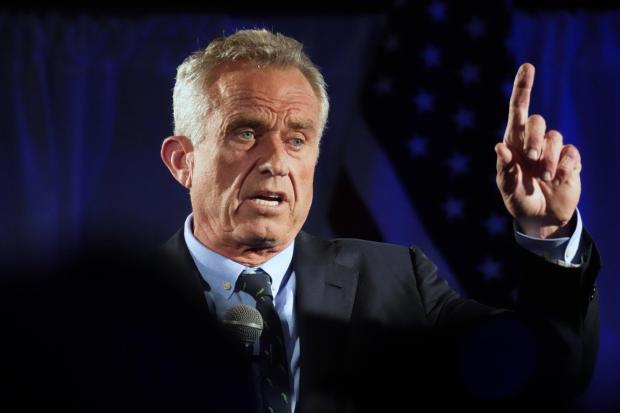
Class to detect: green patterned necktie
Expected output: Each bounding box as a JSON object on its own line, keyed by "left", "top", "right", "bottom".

{"left": 236, "top": 268, "right": 292, "bottom": 413}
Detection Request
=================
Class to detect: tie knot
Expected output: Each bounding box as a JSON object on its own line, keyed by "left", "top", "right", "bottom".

{"left": 236, "top": 268, "right": 273, "bottom": 301}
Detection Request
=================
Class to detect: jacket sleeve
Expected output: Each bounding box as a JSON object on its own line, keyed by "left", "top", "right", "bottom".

{"left": 409, "top": 229, "right": 600, "bottom": 408}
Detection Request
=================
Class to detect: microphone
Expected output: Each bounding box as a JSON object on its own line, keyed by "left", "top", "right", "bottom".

{"left": 222, "top": 304, "right": 263, "bottom": 354}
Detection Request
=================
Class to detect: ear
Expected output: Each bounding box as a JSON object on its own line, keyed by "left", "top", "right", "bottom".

{"left": 161, "top": 136, "right": 195, "bottom": 188}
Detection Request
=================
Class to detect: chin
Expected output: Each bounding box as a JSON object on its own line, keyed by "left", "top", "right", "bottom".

{"left": 236, "top": 221, "right": 293, "bottom": 250}
{"left": 243, "top": 237, "right": 278, "bottom": 250}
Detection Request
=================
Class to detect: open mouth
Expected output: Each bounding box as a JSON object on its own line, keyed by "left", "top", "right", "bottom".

{"left": 251, "top": 193, "right": 284, "bottom": 207}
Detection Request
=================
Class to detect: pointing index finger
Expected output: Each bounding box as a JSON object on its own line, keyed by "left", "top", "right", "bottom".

{"left": 505, "top": 63, "right": 535, "bottom": 146}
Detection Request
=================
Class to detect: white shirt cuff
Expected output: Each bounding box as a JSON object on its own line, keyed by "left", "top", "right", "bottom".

{"left": 514, "top": 209, "right": 583, "bottom": 267}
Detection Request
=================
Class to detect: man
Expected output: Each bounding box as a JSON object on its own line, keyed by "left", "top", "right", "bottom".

{"left": 159, "top": 29, "right": 598, "bottom": 412}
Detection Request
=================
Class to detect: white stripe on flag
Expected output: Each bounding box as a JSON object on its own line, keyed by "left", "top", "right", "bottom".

{"left": 344, "top": 114, "right": 463, "bottom": 294}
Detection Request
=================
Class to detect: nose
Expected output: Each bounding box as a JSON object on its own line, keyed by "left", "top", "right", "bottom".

{"left": 257, "top": 135, "right": 290, "bottom": 177}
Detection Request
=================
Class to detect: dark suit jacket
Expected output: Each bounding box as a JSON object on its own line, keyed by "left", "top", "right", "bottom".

{"left": 156, "top": 228, "right": 600, "bottom": 413}
{"left": 1, "top": 239, "right": 255, "bottom": 413}
{"left": 1, "top": 228, "right": 599, "bottom": 412}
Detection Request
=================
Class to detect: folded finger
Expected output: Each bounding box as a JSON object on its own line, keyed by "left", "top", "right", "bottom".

{"left": 495, "top": 142, "right": 520, "bottom": 194}
{"left": 495, "top": 142, "right": 513, "bottom": 173}
{"left": 554, "top": 144, "right": 582, "bottom": 185}
{"left": 540, "top": 130, "right": 563, "bottom": 182}
{"left": 524, "top": 114, "right": 546, "bottom": 161}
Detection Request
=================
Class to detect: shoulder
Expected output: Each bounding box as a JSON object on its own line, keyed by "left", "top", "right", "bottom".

{"left": 296, "top": 230, "right": 410, "bottom": 251}
{"left": 295, "top": 231, "right": 436, "bottom": 279}
{"left": 295, "top": 231, "right": 433, "bottom": 274}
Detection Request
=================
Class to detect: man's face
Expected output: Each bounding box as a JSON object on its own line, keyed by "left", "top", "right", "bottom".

{"left": 188, "top": 64, "right": 321, "bottom": 257}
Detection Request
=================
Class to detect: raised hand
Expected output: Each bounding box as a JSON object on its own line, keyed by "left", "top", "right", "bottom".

{"left": 495, "top": 63, "right": 581, "bottom": 239}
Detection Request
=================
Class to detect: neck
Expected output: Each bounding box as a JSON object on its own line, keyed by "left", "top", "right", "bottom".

{"left": 193, "top": 230, "right": 293, "bottom": 267}
{"left": 222, "top": 246, "right": 284, "bottom": 267}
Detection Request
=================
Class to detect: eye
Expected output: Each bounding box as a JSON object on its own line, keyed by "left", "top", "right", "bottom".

{"left": 288, "top": 136, "right": 305, "bottom": 149}
{"left": 238, "top": 130, "right": 255, "bottom": 141}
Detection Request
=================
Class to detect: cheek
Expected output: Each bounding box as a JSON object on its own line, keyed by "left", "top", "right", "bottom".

{"left": 294, "top": 163, "right": 316, "bottom": 208}
{"left": 191, "top": 159, "right": 228, "bottom": 206}
{"left": 199, "top": 149, "right": 238, "bottom": 185}
{"left": 211, "top": 153, "right": 253, "bottom": 208}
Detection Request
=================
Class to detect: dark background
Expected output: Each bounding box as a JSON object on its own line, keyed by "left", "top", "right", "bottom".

{"left": 1, "top": 0, "right": 618, "bottom": 411}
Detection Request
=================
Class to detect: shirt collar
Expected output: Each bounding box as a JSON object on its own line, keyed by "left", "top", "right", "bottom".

{"left": 183, "top": 213, "right": 295, "bottom": 298}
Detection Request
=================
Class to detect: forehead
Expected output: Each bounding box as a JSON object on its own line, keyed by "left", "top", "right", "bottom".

{"left": 207, "top": 64, "right": 321, "bottom": 121}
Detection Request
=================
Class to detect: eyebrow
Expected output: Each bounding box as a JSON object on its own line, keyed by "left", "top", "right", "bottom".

{"left": 225, "top": 116, "right": 266, "bottom": 133}
{"left": 288, "top": 119, "right": 315, "bottom": 131}
{"left": 225, "top": 115, "right": 316, "bottom": 133}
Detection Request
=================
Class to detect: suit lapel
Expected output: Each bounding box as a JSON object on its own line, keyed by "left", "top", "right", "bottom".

{"left": 293, "top": 231, "right": 359, "bottom": 322}
{"left": 293, "top": 231, "right": 359, "bottom": 413}
{"left": 160, "top": 228, "right": 361, "bottom": 412}
{"left": 157, "top": 228, "right": 214, "bottom": 317}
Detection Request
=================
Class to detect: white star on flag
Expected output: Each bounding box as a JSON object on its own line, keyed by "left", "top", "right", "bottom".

{"left": 408, "top": 135, "right": 429, "bottom": 157}
{"left": 413, "top": 90, "right": 435, "bottom": 112}
{"left": 428, "top": 1, "right": 447, "bottom": 22}
{"left": 479, "top": 257, "right": 502, "bottom": 280}
{"left": 485, "top": 213, "right": 507, "bottom": 236}
{"left": 447, "top": 152, "right": 470, "bottom": 175}
{"left": 421, "top": 45, "right": 441, "bottom": 67}
{"left": 454, "top": 108, "right": 474, "bottom": 129}
{"left": 443, "top": 197, "right": 464, "bottom": 219}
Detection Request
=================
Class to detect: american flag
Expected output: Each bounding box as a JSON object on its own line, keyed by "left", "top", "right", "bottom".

{"left": 329, "top": 0, "right": 518, "bottom": 307}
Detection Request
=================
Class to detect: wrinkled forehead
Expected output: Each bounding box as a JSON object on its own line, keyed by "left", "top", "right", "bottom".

{"left": 207, "top": 63, "right": 321, "bottom": 122}
{"left": 209, "top": 62, "right": 319, "bottom": 101}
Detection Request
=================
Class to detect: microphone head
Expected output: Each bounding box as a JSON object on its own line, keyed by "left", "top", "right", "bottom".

{"left": 222, "top": 304, "right": 263, "bottom": 346}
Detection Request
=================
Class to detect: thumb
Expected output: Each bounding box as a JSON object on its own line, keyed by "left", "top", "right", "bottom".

{"left": 495, "top": 142, "right": 519, "bottom": 194}
{"left": 495, "top": 142, "right": 512, "bottom": 173}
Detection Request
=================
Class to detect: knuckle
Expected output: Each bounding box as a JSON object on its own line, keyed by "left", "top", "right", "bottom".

{"left": 560, "top": 155, "right": 575, "bottom": 167}
{"left": 528, "top": 129, "right": 544, "bottom": 140}
{"left": 528, "top": 114, "right": 545, "bottom": 123}
{"left": 525, "top": 133, "right": 544, "bottom": 149}
{"left": 546, "top": 129, "right": 563, "bottom": 142}
{"left": 544, "top": 157, "right": 558, "bottom": 170}
{"left": 526, "top": 114, "right": 546, "bottom": 132}
{"left": 560, "top": 159, "right": 577, "bottom": 175}
{"left": 564, "top": 143, "right": 580, "bottom": 157}
{"left": 556, "top": 162, "right": 572, "bottom": 176}
{"left": 561, "top": 148, "right": 581, "bottom": 166}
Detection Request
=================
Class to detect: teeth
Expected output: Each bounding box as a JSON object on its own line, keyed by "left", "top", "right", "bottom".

{"left": 254, "top": 198, "right": 279, "bottom": 207}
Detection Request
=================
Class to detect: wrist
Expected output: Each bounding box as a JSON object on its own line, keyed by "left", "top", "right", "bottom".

{"left": 517, "top": 215, "right": 575, "bottom": 239}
